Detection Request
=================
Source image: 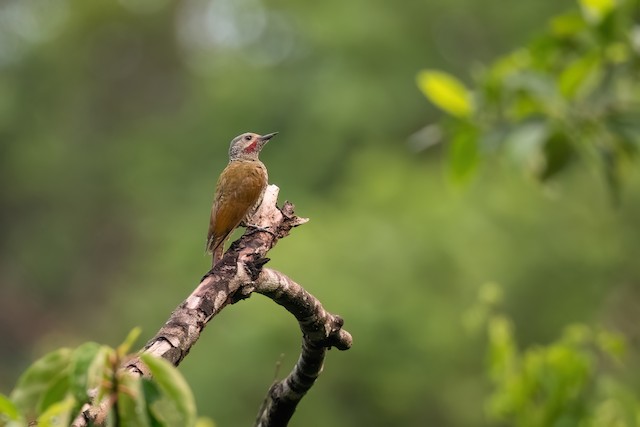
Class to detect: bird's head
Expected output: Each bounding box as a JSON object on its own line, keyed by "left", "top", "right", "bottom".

{"left": 228, "top": 132, "right": 277, "bottom": 161}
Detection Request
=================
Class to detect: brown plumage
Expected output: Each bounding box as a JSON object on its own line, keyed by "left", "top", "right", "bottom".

{"left": 206, "top": 132, "right": 276, "bottom": 266}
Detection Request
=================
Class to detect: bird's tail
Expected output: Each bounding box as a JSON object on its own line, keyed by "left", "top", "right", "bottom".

{"left": 211, "top": 245, "right": 224, "bottom": 268}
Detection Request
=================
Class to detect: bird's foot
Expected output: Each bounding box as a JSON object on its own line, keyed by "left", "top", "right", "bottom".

{"left": 245, "top": 224, "right": 276, "bottom": 237}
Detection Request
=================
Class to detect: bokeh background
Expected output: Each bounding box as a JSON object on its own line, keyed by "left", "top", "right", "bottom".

{"left": 1, "top": 0, "right": 639, "bottom": 425}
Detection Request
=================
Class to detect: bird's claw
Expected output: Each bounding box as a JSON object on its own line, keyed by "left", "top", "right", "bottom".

{"left": 245, "top": 224, "right": 276, "bottom": 237}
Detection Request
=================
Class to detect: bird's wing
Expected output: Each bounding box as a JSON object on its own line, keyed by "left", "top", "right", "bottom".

{"left": 206, "top": 162, "right": 267, "bottom": 254}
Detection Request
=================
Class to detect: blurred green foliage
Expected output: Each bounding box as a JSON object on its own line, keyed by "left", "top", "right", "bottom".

{"left": 0, "top": 329, "right": 213, "bottom": 426}
{"left": 418, "top": 0, "right": 640, "bottom": 200}
{"left": 1, "top": 0, "right": 640, "bottom": 426}
{"left": 471, "top": 283, "right": 639, "bottom": 426}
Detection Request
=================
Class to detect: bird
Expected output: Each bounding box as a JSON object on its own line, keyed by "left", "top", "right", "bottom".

{"left": 206, "top": 131, "right": 277, "bottom": 267}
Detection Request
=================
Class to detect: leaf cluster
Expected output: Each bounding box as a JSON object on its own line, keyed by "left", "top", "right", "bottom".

{"left": 418, "top": 0, "right": 640, "bottom": 200}
{"left": 468, "top": 283, "right": 639, "bottom": 427}
{"left": 0, "top": 329, "right": 211, "bottom": 427}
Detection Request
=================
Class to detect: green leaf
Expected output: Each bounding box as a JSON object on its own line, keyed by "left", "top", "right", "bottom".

{"left": 596, "top": 329, "right": 626, "bottom": 360}
{"left": 140, "top": 353, "right": 197, "bottom": 427}
{"left": 195, "top": 417, "right": 217, "bottom": 427}
{"left": 10, "top": 348, "right": 72, "bottom": 418}
{"left": 503, "top": 72, "right": 558, "bottom": 119}
{"left": 559, "top": 53, "right": 601, "bottom": 99}
{"left": 539, "top": 131, "right": 574, "bottom": 181}
{"left": 0, "top": 393, "right": 23, "bottom": 423}
{"left": 116, "top": 372, "right": 151, "bottom": 427}
{"left": 487, "top": 315, "right": 517, "bottom": 381}
{"left": 606, "top": 42, "right": 629, "bottom": 64}
{"left": 448, "top": 125, "right": 479, "bottom": 182}
{"left": 117, "top": 327, "right": 142, "bottom": 358}
{"left": 86, "top": 346, "right": 115, "bottom": 402}
{"left": 550, "top": 12, "right": 587, "bottom": 38}
{"left": 36, "top": 396, "right": 74, "bottom": 427}
{"left": 505, "top": 121, "right": 549, "bottom": 172}
{"left": 492, "top": 50, "right": 531, "bottom": 79}
{"left": 579, "top": 0, "right": 615, "bottom": 24}
{"left": 417, "top": 70, "right": 474, "bottom": 118}
{"left": 141, "top": 378, "right": 164, "bottom": 426}
{"left": 37, "top": 373, "right": 70, "bottom": 415}
{"left": 607, "top": 113, "right": 640, "bottom": 156}
{"left": 69, "top": 342, "right": 102, "bottom": 404}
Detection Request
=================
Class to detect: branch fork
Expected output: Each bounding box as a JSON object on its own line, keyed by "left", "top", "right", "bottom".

{"left": 72, "top": 185, "right": 352, "bottom": 427}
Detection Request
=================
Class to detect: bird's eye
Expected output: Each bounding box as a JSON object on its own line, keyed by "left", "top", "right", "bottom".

{"left": 244, "top": 135, "right": 252, "bottom": 141}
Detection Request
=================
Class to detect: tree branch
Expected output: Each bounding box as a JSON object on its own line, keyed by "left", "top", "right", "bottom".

{"left": 252, "top": 268, "right": 351, "bottom": 427}
{"left": 71, "top": 185, "right": 351, "bottom": 427}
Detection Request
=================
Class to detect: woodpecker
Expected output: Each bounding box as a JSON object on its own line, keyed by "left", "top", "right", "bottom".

{"left": 206, "top": 132, "right": 277, "bottom": 266}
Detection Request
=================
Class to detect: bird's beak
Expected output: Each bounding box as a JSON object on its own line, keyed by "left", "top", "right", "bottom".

{"left": 259, "top": 132, "right": 278, "bottom": 142}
